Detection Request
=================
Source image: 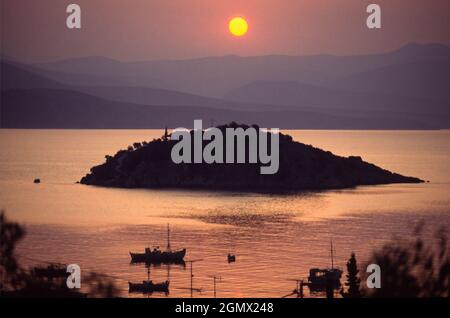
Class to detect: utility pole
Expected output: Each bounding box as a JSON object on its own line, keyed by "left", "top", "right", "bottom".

{"left": 185, "top": 259, "right": 203, "bottom": 298}
{"left": 286, "top": 278, "right": 307, "bottom": 299}
{"left": 208, "top": 275, "right": 222, "bottom": 298}
{"left": 299, "top": 280, "right": 305, "bottom": 298}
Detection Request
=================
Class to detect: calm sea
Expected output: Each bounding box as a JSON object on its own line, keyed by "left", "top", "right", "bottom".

{"left": 1, "top": 129, "right": 449, "bottom": 297}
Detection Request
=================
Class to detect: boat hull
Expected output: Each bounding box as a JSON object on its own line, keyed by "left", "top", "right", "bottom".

{"left": 129, "top": 248, "right": 186, "bottom": 264}
{"left": 32, "top": 264, "right": 68, "bottom": 279}
{"left": 308, "top": 268, "right": 343, "bottom": 292}
{"left": 128, "top": 281, "right": 170, "bottom": 293}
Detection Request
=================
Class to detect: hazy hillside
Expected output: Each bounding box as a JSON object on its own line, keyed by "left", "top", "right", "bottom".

{"left": 1, "top": 60, "right": 274, "bottom": 111}
{"left": 224, "top": 80, "right": 449, "bottom": 115}
{"left": 1, "top": 88, "right": 442, "bottom": 129}
{"left": 36, "top": 43, "right": 450, "bottom": 98}
{"left": 1, "top": 61, "right": 66, "bottom": 91}
{"left": 75, "top": 86, "right": 274, "bottom": 111}
{"left": 2, "top": 43, "right": 449, "bottom": 129}
{"left": 331, "top": 60, "right": 450, "bottom": 101}
{"left": 1, "top": 88, "right": 231, "bottom": 129}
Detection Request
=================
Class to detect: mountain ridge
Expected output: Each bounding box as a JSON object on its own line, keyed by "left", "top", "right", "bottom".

{"left": 34, "top": 43, "right": 450, "bottom": 98}
{"left": 2, "top": 43, "right": 449, "bottom": 129}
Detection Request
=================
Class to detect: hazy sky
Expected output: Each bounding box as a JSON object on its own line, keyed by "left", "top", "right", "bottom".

{"left": 1, "top": 0, "right": 449, "bottom": 62}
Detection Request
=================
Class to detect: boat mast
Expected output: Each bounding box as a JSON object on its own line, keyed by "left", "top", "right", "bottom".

{"left": 330, "top": 240, "right": 334, "bottom": 269}
{"left": 167, "top": 223, "right": 171, "bottom": 251}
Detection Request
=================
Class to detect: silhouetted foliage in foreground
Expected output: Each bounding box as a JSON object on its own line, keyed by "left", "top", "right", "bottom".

{"left": 0, "top": 211, "right": 26, "bottom": 290}
{"left": 0, "top": 211, "right": 119, "bottom": 298}
{"left": 365, "top": 224, "right": 450, "bottom": 297}
{"left": 341, "top": 252, "right": 362, "bottom": 298}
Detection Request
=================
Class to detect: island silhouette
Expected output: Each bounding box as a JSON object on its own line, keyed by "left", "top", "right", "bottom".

{"left": 80, "top": 123, "right": 423, "bottom": 191}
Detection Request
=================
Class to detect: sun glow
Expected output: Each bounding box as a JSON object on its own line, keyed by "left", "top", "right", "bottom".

{"left": 229, "top": 17, "right": 248, "bottom": 37}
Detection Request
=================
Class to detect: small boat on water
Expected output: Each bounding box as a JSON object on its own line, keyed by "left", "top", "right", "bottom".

{"left": 128, "top": 268, "right": 169, "bottom": 294}
{"left": 308, "top": 268, "right": 343, "bottom": 291}
{"left": 130, "top": 248, "right": 186, "bottom": 264}
{"left": 128, "top": 280, "right": 169, "bottom": 293}
{"left": 227, "top": 254, "right": 236, "bottom": 263}
{"left": 31, "top": 263, "right": 67, "bottom": 278}
{"left": 307, "top": 241, "right": 343, "bottom": 292}
{"left": 130, "top": 224, "right": 186, "bottom": 264}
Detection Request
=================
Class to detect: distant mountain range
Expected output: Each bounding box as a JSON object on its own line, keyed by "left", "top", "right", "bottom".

{"left": 1, "top": 43, "right": 449, "bottom": 129}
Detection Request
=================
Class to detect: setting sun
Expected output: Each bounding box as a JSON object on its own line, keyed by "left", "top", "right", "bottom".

{"left": 229, "top": 17, "right": 248, "bottom": 37}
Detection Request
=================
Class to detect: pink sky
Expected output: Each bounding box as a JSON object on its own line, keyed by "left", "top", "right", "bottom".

{"left": 1, "top": 0, "right": 449, "bottom": 62}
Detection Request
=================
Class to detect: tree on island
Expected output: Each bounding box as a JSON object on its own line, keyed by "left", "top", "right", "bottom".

{"left": 341, "top": 252, "right": 361, "bottom": 298}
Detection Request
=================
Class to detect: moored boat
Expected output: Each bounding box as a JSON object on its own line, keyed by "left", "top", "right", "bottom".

{"left": 129, "top": 224, "right": 186, "bottom": 264}
{"left": 130, "top": 248, "right": 186, "bottom": 264}
{"left": 307, "top": 241, "right": 343, "bottom": 292}
{"left": 307, "top": 268, "right": 343, "bottom": 291}
{"left": 128, "top": 267, "right": 170, "bottom": 294}
{"left": 227, "top": 254, "right": 236, "bottom": 263}
{"left": 31, "top": 263, "right": 67, "bottom": 278}
{"left": 128, "top": 280, "right": 170, "bottom": 293}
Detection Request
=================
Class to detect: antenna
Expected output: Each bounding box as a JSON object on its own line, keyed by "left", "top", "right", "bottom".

{"left": 185, "top": 259, "right": 204, "bottom": 298}
{"left": 286, "top": 278, "right": 306, "bottom": 298}
{"left": 208, "top": 275, "right": 222, "bottom": 298}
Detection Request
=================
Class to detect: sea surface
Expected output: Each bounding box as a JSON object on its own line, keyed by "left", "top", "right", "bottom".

{"left": 0, "top": 129, "right": 449, "bottom": 298}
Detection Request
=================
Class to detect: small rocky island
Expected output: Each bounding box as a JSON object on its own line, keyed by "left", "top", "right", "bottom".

{"left": 80, "top": 123, "right": 423, "bottom": 191}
